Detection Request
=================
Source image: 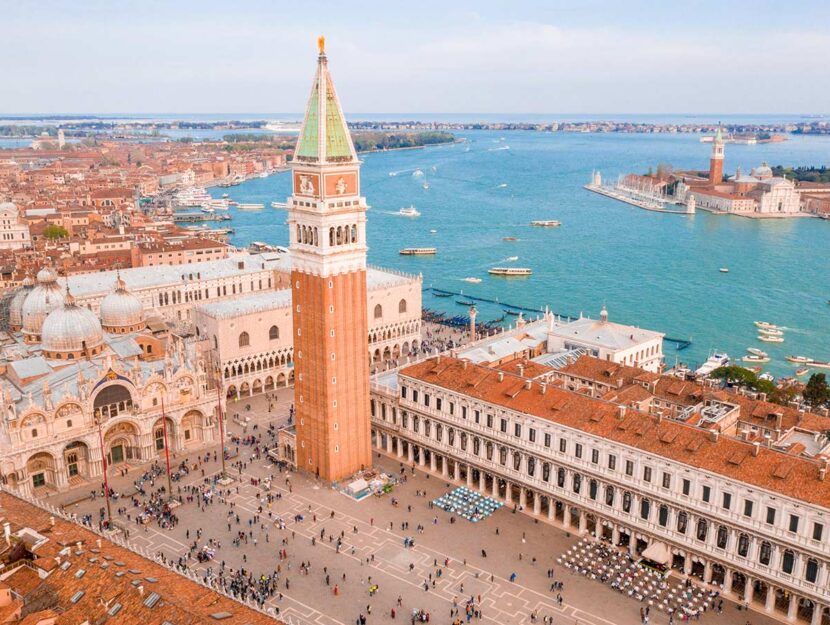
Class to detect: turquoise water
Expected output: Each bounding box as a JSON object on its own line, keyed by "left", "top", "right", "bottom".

{"left": 209, "top": 130, "right": 830, "bottom": 375}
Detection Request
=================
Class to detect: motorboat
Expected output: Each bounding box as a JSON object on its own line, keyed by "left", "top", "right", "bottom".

{"left": 462, "top": 277, "right": 482, "bottom": 284}
{"left": 505, "top": 256, "right": 519, "bottom": 261}
{"left": 759, "top": 372, "right": 774, "bottom": 382}
{"left": 530, "top": 220, "right": 561, "bottom": 227}
{"left": 754, "top": 321, "right": 779, "bottom": 330}
{"left": 200, "top": 207, "right": 215, "bottom": 214}
{"left": 503, "top": 236, "right": 518, "bottom": 241}
{"left": 795, "top": 367, "right": 810, "bottom": 376}
{"left": 747, "top": 348, "right": 768, "bottom": 358}
{"left": 719, "top": 268, "right": 729, "bottom": 273}
{"left": 695, "top": 352, "right": 729, "bottom": 377}
{"left": 758, "top": 335, "right": 784, "bottom": 343}
{"left": 236, "top": 203, "right": 265, "bottom": 211}
{"left": 809, "top": 361, "right": 830, "bottom": 369}
{"left": 399, "top": 248, "right": 436, "bottom": 256}
{"left": 399, "top": 206, "right": 420, "bottom": 217}
{"left": 430, "top": 229, "right": 437, "bottom": 234}
{"left": 759, "top": 327, "right": 784, "bottom": 337}
{"left": 488, "top": 267, "right": 532, "bottom": 276}
{"left": 742, "top": 355, "right": 770, "bottom": 363}
{"left": 785, "top": 355, "right": 811, "bottom": 363}
{"left": 271, "top": 201, "right": 288, "bottom": 209}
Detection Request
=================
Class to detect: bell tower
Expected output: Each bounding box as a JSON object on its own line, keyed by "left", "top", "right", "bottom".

{"left": 287, "top": 38, "right": 371, "bottom": 482}
{"left": 709, "top": 125, "right": 724, "bottom": 183}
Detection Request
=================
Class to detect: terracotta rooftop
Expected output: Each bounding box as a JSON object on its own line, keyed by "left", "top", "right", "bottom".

{"left": 401, "top": 357, "right": 830, "bottom": 509}
{"left": 559, "top": 355, "right": 645, "bottom": 387}
{"left": 0, "top": 491, "right": 281, "bottom": 625}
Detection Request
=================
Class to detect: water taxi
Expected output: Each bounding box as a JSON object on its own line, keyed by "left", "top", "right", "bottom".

{"left": 488, "top": 267, "right": 532, "bottom": 276}
{"left": 719, "top": 268, "right": 729, "bottom": 273}
{"left": 809, "top": 361, "right": 830, "bottom": 369}
{"left": 785, "top": 355, "right": 811, "bottom": 363}
{"left": 530, "top": 220, "right": 561, "bottom": 227}
{"left": 430, "top": 229, "right": 438, "bottom": 234}
{"left": 759, "top": 327, "right": 784, "bottom": 337}
{"left": 271, "top": 201, "right": 288, "bottom": 209}
{"left": 200, "top": 207, "right": 215, "bottom": 214}
{"left": 795, "top": 367, "right": 810, "bottom": 376}
{"left": 399, "top": 206, "right": 420, "bottom": 217}
{"left": 747, "top": 348, "right": 768, "bottom": 358}
{"left": 399, "top": 247, "right": 437, "bottom": 256}
{"left": 742, "top": 355, "right": 770, "bottom": 363}
{"left": 236, "top": 203, "right": 265, "bottom": 211}
{"left": 503, "top": 236, "right": 518, "bottom": 241}
{"left": 758, "top": 335, "right": 784, "bottom": 343}
{"left": 505, "top": 256, "right": 519, "bottom": 261}
{"left": 462, "top": 277, "right": 482, "bottom": 284}
{"left": 754, "top": 321, "right": 779, "bottom": 330}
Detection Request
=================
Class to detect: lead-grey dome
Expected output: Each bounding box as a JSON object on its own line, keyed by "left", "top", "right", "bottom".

{"left": 100, "top": 274, "right": 144, "bottom": 331}
{"left": 41, "top": 294, "right": 104, "bottom": 355}
{"left": 22, "top": 267, "right": 65, "bottom": 336}
{"left": 8, "top": 276, "right": 34, "bottom": 329}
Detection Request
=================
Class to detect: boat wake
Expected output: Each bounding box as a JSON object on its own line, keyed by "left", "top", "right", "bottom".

{"left": 487, "top": 146, "right": 510, "bottom": 152}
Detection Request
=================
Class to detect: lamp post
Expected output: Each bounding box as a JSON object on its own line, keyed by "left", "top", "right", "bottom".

{"left": 95, "top": 412, "right": 112, "bottom": 529}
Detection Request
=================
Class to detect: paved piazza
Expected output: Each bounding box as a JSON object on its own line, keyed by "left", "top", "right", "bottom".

{"left": 42, "top": 397, "right": 782, "bottom": 625}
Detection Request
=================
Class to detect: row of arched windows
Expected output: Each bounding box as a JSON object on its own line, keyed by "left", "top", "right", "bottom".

{"left": 373, "top": 299, "right": 408, "bottom": 320}
{"left": 396, "top": 413, "right": 824, "bottom": 586}
{"left": 239, "top": 326, "right": 279, "bottom": 348}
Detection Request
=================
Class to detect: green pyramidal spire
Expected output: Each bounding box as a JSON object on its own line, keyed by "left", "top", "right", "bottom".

{"left": 295, "top": 38, "right": 357, "bottom": 164}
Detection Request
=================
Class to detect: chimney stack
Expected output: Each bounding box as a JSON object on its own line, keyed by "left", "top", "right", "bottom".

{"left": 540, "top": 383, "right": 547, "bottom": 395}
{"left": 524, "top": 380, "right": 532, "bottom": 390}
{"left": 709, "top": 430, "right": 720, "bottom": 443}
{"left": 752, "top": 441, "right": 760, "bottom": 457}
{"left": 497, "top": 372, "right": 504, "bottom": 382}
{"left": 3, "top": 522, "right": 10, "bottom": 546}
{"left": 617, "top": 406, "right": 626, "bottom": 420}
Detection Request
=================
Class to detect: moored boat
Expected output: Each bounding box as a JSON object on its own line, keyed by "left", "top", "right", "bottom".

{"left": 456, "top": 299, "right": 475, "bottom": 306}
{"left": 742, "top": 355, "right": 770, "bottom": 363}
{"left": 759, "top": 327, "right": 784, "bottom": 337}
{"left": 695, "top": 352, "right": 729, "bottom": 377}
{"left": 236, "top": 203, "right": 265, "bottom": 211}
{"left": 808, "top": 361, "right": 830, "bottom": 369}
{"left": 747, "top": 348, "right": 768, "bottom": 358}
{"left": 785, "top": 355, "right": 811, "bottom": 363}
{"left": 758, "top": 335, "right": 784, "bottom": 343}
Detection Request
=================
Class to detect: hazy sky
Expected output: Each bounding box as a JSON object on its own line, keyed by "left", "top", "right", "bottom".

{"left": 3, "top": 0, "right": 829, "bottom": 115}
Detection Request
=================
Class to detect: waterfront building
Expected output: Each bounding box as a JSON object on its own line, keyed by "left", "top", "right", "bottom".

{"left": 369, "top": 353, "right": 830, "bottom": 625}
{"left": 287, "top": 38, "right": 373, "bottom": 481}
{"left": 674, "top": 138, "right": 804, "bottom": 217}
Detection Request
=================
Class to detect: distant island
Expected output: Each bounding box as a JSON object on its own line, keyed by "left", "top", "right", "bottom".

{"left": 218, "top": 131, "right": 456, "bottom": 154}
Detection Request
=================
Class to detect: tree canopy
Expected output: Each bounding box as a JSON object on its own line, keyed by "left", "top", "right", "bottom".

{"left": 42, "top": 224, "right": 68, "bottom": 240}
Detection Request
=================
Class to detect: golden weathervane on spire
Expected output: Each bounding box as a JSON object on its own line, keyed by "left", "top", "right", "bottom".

{"left": 318, "top": 35, "right": 326, "bottom": 55}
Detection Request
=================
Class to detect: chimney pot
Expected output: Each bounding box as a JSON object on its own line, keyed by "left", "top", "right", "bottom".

{"left": 752, "top": 441, "right": 760, "bottom": 457}
{"left": 540, "top": 383, "right": 547, "bottom": 395}
{"left": 821, "top": 467, "right": 827, "bottom": 482}
{"left": 617, "top": 405, "right": 626, "bottom": 420}
{"left": 709, "top": 430, "right": 720, "bottom": 442}
{"left": 524, "top": 380, "right": 532, "bottom": 390}
{"left": 497, "top": 372, "right": 504, "bottom": 382}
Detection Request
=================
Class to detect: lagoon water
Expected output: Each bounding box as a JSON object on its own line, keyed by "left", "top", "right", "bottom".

{"left": 208, "top": 130, "right": 830, "bottom": 375}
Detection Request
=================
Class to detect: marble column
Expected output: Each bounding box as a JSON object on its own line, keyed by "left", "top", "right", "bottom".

{"left": 505, "top": 482, "right": 513, "bottom": 504}
{"left": 594, "top": 518, "right": 602, "bottom": 540}
{"left": 519, "top": 487, "right": 527, "bottom": 509}
{"left": 533, "top": 494, "right": 541, "bottom": 516}
{"left": 466, "top": 466, "right": 473, "bottom": 487}
{"left": 547, "top": 499, "right": 554, "bottom": 520}
{"left": 441, "top": 457, "right": 449, "bottom": 478}
{"left": 612, "top": 525, "right": 620, "bottom": 545}
{"left": 578, "top": 511, "right": 587, "bottom": 533}
{"left": 683, "top": 554, "right": 692, "bottom": 576}
{"left": 491, "top": 475, "right": 498, "bottom": 498}
{"left": 407, "top": 443, "right": 414, "bottom": 464}
{"left": 787, "top": 593, "right": 798, "bottom": 622}
{"left": 765, "top": 587, "right": 775, "bottom": 612}
{"left": 418, "top": 449, "right": 426, "bottom": 467}
{"left": 479, "top": 470, "right": 486, "bottom": 493}
{"left": 563, "top": 505, "right": 571, "bottom": 529}
{"left": 811, "top": 604, "right": 824, "bottom": 625}
{"left": 429, "top": 453, "right": 436, "bottom": 473}
{"left": 703, "top": 560, "right": 712, "bottom": 583}
{"left": 384, "top": 434, "right": 392, "bottom": 453}
{"left": 723, "top": 569, "right": 733, "bottom": 594}
{"left": 744, "top": 577, "right": 754, "bottom": 605}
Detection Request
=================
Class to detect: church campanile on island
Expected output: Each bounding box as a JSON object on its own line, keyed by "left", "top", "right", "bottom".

{"left": 287, "top": 37, "right": 372, "bottom": 482}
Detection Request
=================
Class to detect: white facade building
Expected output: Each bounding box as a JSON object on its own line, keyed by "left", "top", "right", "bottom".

{"left": 0, "top": 202, "right": 31, "bottom": 250}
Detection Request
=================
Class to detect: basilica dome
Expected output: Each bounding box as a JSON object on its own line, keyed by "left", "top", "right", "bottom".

{"left": 21, "top": 267, "right": 66, "bottom": 340}
{"left": 41, "top": 294, "right": 104, "bottom": 359}
{"left": 100, "top": 274, "right": 145, "bottom": 333}
{"left": 8, "top": 276, "right": 34, "bottom": 330}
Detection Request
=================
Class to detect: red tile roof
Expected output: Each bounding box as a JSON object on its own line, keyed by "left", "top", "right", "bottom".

{"left": 401, "top": 357, "right": 830, "bottom": 508}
